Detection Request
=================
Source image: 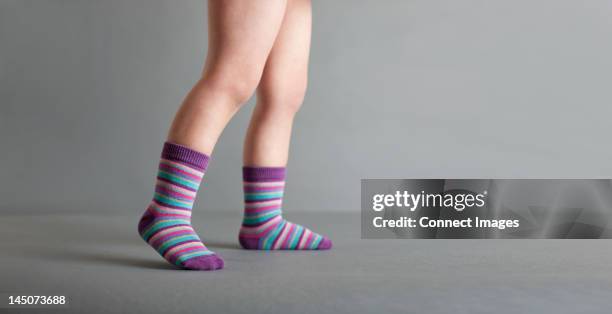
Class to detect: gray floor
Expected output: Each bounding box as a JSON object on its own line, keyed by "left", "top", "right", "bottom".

{"left": 1, "top": 211, "right": 612, "bottom": 314}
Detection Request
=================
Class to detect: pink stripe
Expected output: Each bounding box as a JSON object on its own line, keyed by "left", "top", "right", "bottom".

{"left": 150, "top": 229, "right": 193, "bottom": 246}
{"left": 243, "top": 183, "right": 284, "bottom": 187}
{"left": 295, "top": 228, "right": 306, "bottom": 249}
{"left": 258, "top": 221, "right": 282, "bottom": 238}
{"left": 163, "top": 241, "right": 201, "bottom": 259}
{"left": 243, "top": 181, "right": 285, "bottom": 187}
{"left": 149, "top": 205, "right": 191, "bottom": 215}
{"left": 240, "top": 219, "right": 282, "bottom": 238}
{"left": 272, "top": 223, "right": 289, "bottom": 249}
{"left": 281, "top": 224, "right": 296, "bottom": 249}
{"left": 152, "top": 201, "right": 192, "bottom": 212}
{"left": 240, "top": 215, "right": 282, "bottom": 234}
{"left": 303, "top": 232, "right": 315, "bottom": 249}
{"left": 296, "top": 229, "right": 308, "bottom": 249}
{"left": 167, "top": 245, "right": 207, "bottom": 260}
{"left": 162, "top": 240, "right": 201, "bottom": 261}
{"left": 161, "top": 159, "right": 205, "bottom": 176}
{"left": 244, "top": 186, "right": 284, "bottom": 192}
{"left": 148, "top": 226, "right": 192, "bottom": 243}
{"left": 243, "top": 199, "right": 282, "bottom": 207}
{"left": 155, "top": 179, "right": 197, "bottom": 196}
{"left": 156, "top": 186, "right": 195, "bottom": 201}
{"left": 150, "top": 213, "right": 191, "bottom": 219}
{"left": 244, "top": 205, "right": 281, "bottom": 214}
{"left": 159, "top": 163, "right": 202, "bottom": 180}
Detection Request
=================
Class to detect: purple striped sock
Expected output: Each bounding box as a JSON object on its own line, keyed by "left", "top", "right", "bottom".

{"left": 138, "top": 142, "right": 224, "bottom": 270}
{"left": 238, "top": 167, "right": 332, "bottom": 250}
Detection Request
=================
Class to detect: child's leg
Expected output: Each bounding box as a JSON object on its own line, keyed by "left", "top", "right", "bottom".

{"left": 139, "top": 0, "right": 289, "bottom": 270}
{"left": 239, "top": 0, "right": 332, "bottom": 250}
{"left": 243, "top": 0, "right": 310, "bottom": 166}
{"left": 168, "top": 0, "right": 288, "bottom": 154}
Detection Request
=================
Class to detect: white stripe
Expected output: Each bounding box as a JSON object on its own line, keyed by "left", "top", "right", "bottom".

{"left": 245, "top": 199, "right": 282, "bottom": 209}
{"left": 151, "top": 203, "right": 193, "bottom": 216}
{"left": 297, "top": 229, "right": 312, "bottom": 249}
{"left": 161, "top": 159, "right": 205, "bottom": 177}
{"left": 148, "top": 225, "right": 193, "bottom": 244}
{"left": 163, "top": 242, "right": 205, "bottom": 258}
{"left": 273, "top": 222, "right": 292, "bottom": 249}
{"left": 156, "top": 180, "right": 197, "bottom": 197}
{"left": 241, "top": 215, "right": 283, "bottom": 234}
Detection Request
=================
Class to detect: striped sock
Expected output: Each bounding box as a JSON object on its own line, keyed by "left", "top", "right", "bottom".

{"left": 138, "top": 142, "right": 223, "bottom": 270}
{"left": 239, "top": 167, "right": 332, "bottom": 250}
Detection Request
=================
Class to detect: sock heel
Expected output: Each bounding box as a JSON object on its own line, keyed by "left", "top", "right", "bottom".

{"left": 238, "top": 233, "right": 259, "bottom": 250}
{"left": 138, "top": 208, "right": 154, "bottom": 237}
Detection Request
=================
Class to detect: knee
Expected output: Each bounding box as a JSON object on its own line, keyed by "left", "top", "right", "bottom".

{"left": 259, "top": 78, "right": 308, "bottom": 115}
{"left": 204, "top": 68, "right": 263, "bottom": 108}
{"left": 283, "top": 83, "right": 307, "bottom": 114}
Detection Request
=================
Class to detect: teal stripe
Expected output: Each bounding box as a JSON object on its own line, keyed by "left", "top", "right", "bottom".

{"left": 310, "top": 235, "right": 322, "bottom": 249}
{"left": 159, "top": 163, "right": 201, "bottom": 181}
{"left": 158, "top": 171, "right": 199, "bottom": 190}
{"left": 158, "top": 235, "right": 200, "bottom": 254}
{"left": 244, "top": 193, "right": 284, "bottom": 201}
{"left": 175, "top": 250, "right": 215, "bottom": 265}
{"left": 245, "top": 207, "right": 281, "bottom": 216}
{"left": 262, "top": 220, "right": 286, "bottom": 250}
{"left": 242, "top": 210, "right": 281, "bottom": 225}
{"left": 288, "top": 226, "right": 303, "bottom": 249}
{"left": 142, "top": 219, "right": 190, "bottom": 240}
{"left": 154, "top": 193, "right": 191, "bottom": 209}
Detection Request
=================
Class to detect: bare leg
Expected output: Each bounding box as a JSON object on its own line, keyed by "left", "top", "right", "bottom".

{"left": 168, "top": 0, "right": 288, "bottom": 155}
{"left": 139, "top": 0, "right": 290, "bottom": 271}
{"left": 243, "top": 0, "right": 312, "bottom": 166}
{"left": 239, "top": 0, "right": 331, "bottom": 250}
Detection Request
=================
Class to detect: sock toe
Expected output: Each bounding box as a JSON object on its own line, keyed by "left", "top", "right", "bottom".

{"left": 317, "top": 237, "right": 332, "bottom": 250}
{"left": 181, "top": 254, "right": 224, "bottom": 271}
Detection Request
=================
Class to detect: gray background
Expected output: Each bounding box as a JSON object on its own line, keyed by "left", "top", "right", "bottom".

{"left": 3, "top": 1, "right": 612, "bottom": 313}
{"left": 2, "top": 0, "right": 612, "bottom": 214}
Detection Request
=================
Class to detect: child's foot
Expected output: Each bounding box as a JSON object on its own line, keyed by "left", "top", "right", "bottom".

{"left": 238, "top": 167, "right": 332, "bottom": 250}
{"left": 138, "top": 142, "right": 223, "bottom": 270}
{"left": 139, "top": 210, "right": 223, "bottom": 270}
{"left": 239, "top": 218, "right": 332, "bottom": 250}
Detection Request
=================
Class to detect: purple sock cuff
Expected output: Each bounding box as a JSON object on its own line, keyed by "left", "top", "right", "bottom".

{"left": 161, "top": 142, "right": 210, "bottom": 170}
{"left": 243, "top": 167, "right": 286, "bottom": 182}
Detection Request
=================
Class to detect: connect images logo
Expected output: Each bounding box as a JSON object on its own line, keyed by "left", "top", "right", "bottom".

{"left": 362, "top": 179, "right": 612, "bottom": 239}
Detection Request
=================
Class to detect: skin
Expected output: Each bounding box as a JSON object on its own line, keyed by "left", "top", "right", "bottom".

{"left": 243, "top": 0, "right": 312, "bottom": 166}
{"left": 167, "top": 0, "right": 311, "bottom": 169}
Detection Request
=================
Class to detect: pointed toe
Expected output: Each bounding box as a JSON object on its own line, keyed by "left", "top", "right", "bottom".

{"left": 317, "top": 237, "right": 332, "bottom": 250}
{"left": 181, "top": 254, "right": 224, "bottom": 271}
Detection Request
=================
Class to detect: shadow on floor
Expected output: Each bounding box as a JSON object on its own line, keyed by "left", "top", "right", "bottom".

{"left": 66, "top": 251, "right": 179, "bottom": 270}
{"left": 13, "top": 239, "right": 242, "bottom": 271}
{"left": 203, "top": 240, "right": 242, "bottom": 250}
{"left": 6, "top": 214, "right": 242, "bottom": 270}
{"left": 15, "top": 246, "right": 178, "bottom": 270}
